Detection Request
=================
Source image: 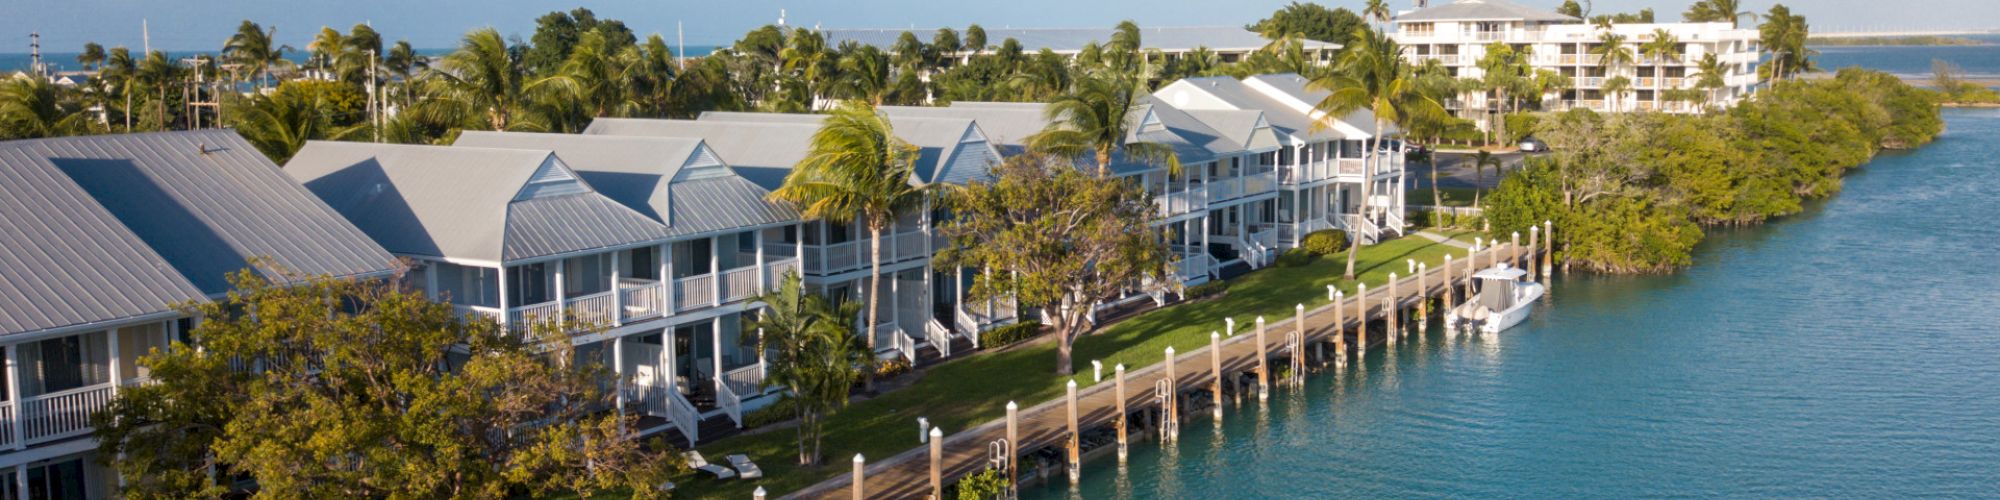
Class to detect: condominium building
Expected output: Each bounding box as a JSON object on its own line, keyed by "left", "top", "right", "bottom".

{"left": 1392, "top": 0, "right": 1763, "bottom": 125}
{"left": 0, "top": 131, "right": 396, "bottom": 498}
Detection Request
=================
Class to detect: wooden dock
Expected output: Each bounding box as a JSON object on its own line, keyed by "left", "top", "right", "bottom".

{"left": 787, "top": 228, "right": 1551, "bottom": 499}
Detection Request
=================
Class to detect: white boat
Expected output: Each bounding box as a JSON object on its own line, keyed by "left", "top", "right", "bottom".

{"left": 1445, "top": 264, "right": 1545, "bottom": 334}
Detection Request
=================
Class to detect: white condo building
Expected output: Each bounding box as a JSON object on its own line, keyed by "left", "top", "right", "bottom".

{"left": 1392, "top": 0, "right": 1763, "bottom": 125}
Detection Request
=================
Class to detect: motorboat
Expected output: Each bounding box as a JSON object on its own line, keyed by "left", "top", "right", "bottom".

{"left": 1445, "top": 264, "right": 1544, "bottom": 334}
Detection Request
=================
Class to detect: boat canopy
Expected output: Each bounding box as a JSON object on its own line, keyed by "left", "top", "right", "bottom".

{"left": 1473, "top": 265, "right": 1528, "bottom": 281}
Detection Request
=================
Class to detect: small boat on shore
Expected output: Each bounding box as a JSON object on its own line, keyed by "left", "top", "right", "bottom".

{"left": 1446, "top": 264, "right": 1544, "bottom": 334}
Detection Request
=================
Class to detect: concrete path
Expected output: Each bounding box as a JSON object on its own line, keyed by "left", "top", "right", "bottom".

{"left": 1414, "top": 230, "right": 1475, "bottom": 249}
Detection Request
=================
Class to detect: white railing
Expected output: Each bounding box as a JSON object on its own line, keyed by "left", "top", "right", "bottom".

{"left": 675, "top": 274, "right": 716, "bottom": 311}
{"left": 508, "top": 301, "right": 563, "bottom": 330}
{"left": 924, "top": 319, "right": 954, "bottom": 358}
{"left": 955, "top": 308, "right": 981, "bottom": 339}
{"left": 1248, "top": 226, "right": 1279, "bottom": 249}
{"left": 764, "top": 257, "right": 800, "bottom": 288}
{"left": 1175, "top": 254, "right": 1213, "bottom": 283}
{"left": 1244, "top": 170, "right": 1278, "bottom": 195}
{"left": 0, "top": 402, "right": 12, "bottom": 448}
{"left": 618, "top": 280, "right": 664, "bottom": 322}
{"left": 720, "top": 267, "right": 762, "bottom": 302}
{"left": 824, "top": 241, "right": 862, "bottom": 273}
{"left": 639, "top": 384, "right": 700, "bottom": 444}
{"left": 893, "top": 327, "right": 915, "bottom": 364}
{"left": 454, "top": 304, "right": 506, "bottom": 325}
{"left": 715, "top": 376, "right": 744, "bottom": 428}
{"left": 1155, "top": 188, "right": 1207, "bottom": 216}
{"left": 1337, "top": 159, "right": 1365, "bottom": 176}
{"left": 19, "top": 384, "right": 114, "bottom": 444}
{"left": 1580, "top": 77, "right": 1606, "bottom": 87}
{"left": 564, "top": 291, "right": 617, "bottom": 328}
{"left": 1208, "top": 176, "right": 1243, "bottom": 201}
{"left": 722, "top": 364, "right": 764, "bottom": 397}
{"left": 895, "top": 231, "right": 927, "bottom": 261}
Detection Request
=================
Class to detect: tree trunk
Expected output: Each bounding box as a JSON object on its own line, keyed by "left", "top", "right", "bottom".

{"left": 1430, "top": 162, "right": 1444, "bottom": 226}
{"left": 864, "top": 222, "right": 885, "bottom": 393}
{"left": 1096, "top": 148, "right": 1113, "bottom": 178}
{"left": 1344, "top": 124, "right": 1381, "bottom": 280}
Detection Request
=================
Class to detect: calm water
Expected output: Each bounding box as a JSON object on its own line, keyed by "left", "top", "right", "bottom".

{"left": 1028, "top": 108, "right": 2000, "bottom": 498}
{"left": 1814, "top": 35, "right": 2000, "bottom": 79}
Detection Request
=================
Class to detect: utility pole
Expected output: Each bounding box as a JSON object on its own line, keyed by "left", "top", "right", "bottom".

{"left": 29, "top": 32, "right": 43, "bottom": 79}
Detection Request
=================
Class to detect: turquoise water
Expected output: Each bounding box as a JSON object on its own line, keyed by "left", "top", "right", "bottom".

{"left": 1027, "top": 110, "right": 2000, "bottom": 498}
{"left": 1815, "top": 35, "right": 2000, "bottom": 79}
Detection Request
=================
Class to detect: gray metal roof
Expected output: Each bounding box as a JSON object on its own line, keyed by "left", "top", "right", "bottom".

{"left": 819, "top": 26, "right": 1336, "bottom": 53}
{"left": 584, "top": 118, "right": 816, "bottom": 191}
{"left": 1244, "top": 73, "right": 1387, "bottom": 135}
{"left": 1161, "top": 75, "right": 1380, "bottom": 143}
{"left": 452, "top": 131, "right": 798, "bottom": 237}
{"left": 695, "top": 111, "right": 997, "bottom": 186}
{"left": 0, "top": 130, "right": 396, "bottom": 338}
{"left": 285, "top": 142, "right": 672, "bottom": 263}
{"left": 1394, "top": 0, "right": 1579, "bottom": 23}
{"left": 882, "top": 104, "right": 1047, "bottom": 156}
{"left": 1181, "top": 109, "right": 1283, "bottom": 152}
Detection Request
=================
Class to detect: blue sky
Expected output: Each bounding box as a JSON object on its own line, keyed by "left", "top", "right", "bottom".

{"left": 4, "top": 0, "right": 1996, "bottom": 53}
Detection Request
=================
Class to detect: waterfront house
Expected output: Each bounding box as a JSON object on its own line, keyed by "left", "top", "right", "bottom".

{"left": 0, "top": 130, "right": 396, "bottom": 497}
{"left": 1392, "top": 0, "right": 1763, "bottom": 126}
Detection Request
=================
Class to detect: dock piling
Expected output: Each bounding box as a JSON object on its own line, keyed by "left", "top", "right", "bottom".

{"left": 1355, "top": 283, "right": 1368, "bottom": 362}
{"left": 1210, "top": 332, "right": 1223, "bottom": 420}
{"left": 930, "top": 427, "right": 944, "bottom": 498}
{"left": 852, "top": 454, "right": 865, "bottom": 500}
{"left": 1543, "top": 220, "right": 1554, "bottom": 277}
{"left": 1006, "top": 401, "right": 1019, "bottom": 487}
{"left": 1113, "top": 365, "right": 1126, "bottom": 460}
{"left": 1164, "top": 346, "right": 1178, "bottom": 441}
{"left": 1528, "top": 226, "right": 1540, "bottom": 281}
{"left": 1066, "top": 379, "right": 1080, "bottom": 482}
{"left": 1333, "top": 290, "right": 1346, "bottom": 365}
{"left": 1255, "top": 317, "right": 1269, "bottom": 401}
{"left": 1419, "top": 262, "right": 1430, "bottom": 331}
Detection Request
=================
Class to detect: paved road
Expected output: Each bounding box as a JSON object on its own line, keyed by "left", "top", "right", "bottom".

{"left": 1408, "top": 151, "right": 1542, "bottom": 190}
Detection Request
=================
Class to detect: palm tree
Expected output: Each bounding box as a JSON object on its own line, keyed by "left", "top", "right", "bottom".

{"left": 224, "top": 21, "right": 290, "bottom": 91}
{"left": 835, "top": 44, "right": 893, "bottom": 106}
{"left": 307, "top": 27, "right": 345, "bottom": 75}
{"left": 931, "top": 27, "right": 962, "bottom": 68}
{"left": 1476, "top": 42, "right": 1524, "bottom": 145}
{"left": 1591, "top": 32, "right": 1635, "bottom": 110}
{"left": 750, "top": 272, "right": 865, "bottom": 467}
{"left": 1469, "top": 150, "right": 1502, "bottom": 210}
{"left": 410, "top": 28, "right": 550, "bottom": 131}
{"left": 1759, "top": 5, "right": 1815, "bottom": 81}
{"left": 77, "top": 43, "right": 105, "bottom": 71}
{"left": 1640, "top": 28, "right": 1681, "bottom": 110}
{"left": 227, "top": 86, "right": 368, "bottom": 162}
{"left": 338, "top": 23, "right": 383, "bottom": 85}
{"left": 1690, "top": 52, "right": 1728, "bottom": 109}
{"left": 1363, "top": 0, "right": 1393, "bottom": 25}
{"left": 0, "top": 78, "right": 95, "bottom": 139}
{"left": 1685, "top": 0, "right": 1758, "bottom": 28}
{"left": 134, "top": 51, "right": 182, "bottom": 130}
{"left": 103, "top": 47, "right": 136, "bottom": 130}
{"left": 1026, "top": 71, "right": 1181, "bottom": 177}
{"left": 768, "top": 101, "right": 932, "bottom": 393}
{"left": 1310, "top": 26, "right": 1448, "bottom": 279}
{"left": 1601, "top": 75, "right": 1633, "bottom": 111}
{"left": 964, "top": 24, "right": 988, "bottom": 56}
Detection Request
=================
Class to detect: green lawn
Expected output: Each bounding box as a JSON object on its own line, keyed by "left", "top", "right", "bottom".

{"left": 1407, "top": 187, "right": 1480, "bottom": 207}
{"left": 673, "top": 234, "right": 1471, "bottom": 498}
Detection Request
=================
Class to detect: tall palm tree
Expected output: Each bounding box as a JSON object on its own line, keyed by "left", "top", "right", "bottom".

{"left": 103, "top": 47, "right": 136, "bottom": 130}
{"left": 1592, "top": 32, "right": 1635, "bottom": 110}
{"left": 781, "top": 29, "right": 836, "bottom": 109}
{"left": 1476, "top": 42, "right": 1524, "bottom": 145}
{"left": 836, "top": 44, "right": 893, "bottom": 106}
{"left": 1469, "top": 150, "right": 1501, "bottom": 210}
{"left": 1685, "top": 0, "right": 1758, "bottom": 28}
{"left": 410, "top": 28, "right": 550, "bottom": 132}
{"left": 77, "top": 43, "right": 106, "bottom": 71}
{"left": 1601, "top": 75, "right": 1633, "bottom": 112}
{"left": 223, "top": 21, "right": 290, "bottom": 91}
{"left": 307, "top": 27, "right": 345, "bottom": 75}
{"left": 964, "top": 24, "right": 988, "bottom": 56}
{"left": 228, "top": 86, "right": 368, "bottom": 162}
{"left": 1640, "top": 28, "right": 1681, "bottom": 109}
{"left": 134, "top": 51, "right": 182, "bottom": 130}
{"left": 338, "top": 23, "right": 384, "bottom": 85}
{"left": 1758, "top": 5, "right": 1814, "bottom": 81}
{"left": 1690, "top": 52, "right": 1729, "bottom": 109}
{"left": 1363, "top": 0, "right": 1393, "bottom": 25}
{"left": 749, "top": 272, "right": 864, "bottom": 467}
{"left": 1026, "top": 71, "right": 1180, "bottom": 177}
{"left": 1310, "top": 26, "right": 1448, "bottom": 279}
{"left": 768, "top": 101, "right": 932, "bottom": 393}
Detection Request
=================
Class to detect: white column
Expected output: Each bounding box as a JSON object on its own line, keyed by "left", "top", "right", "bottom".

{"left": 554, "top": 258, "right": 568, "bottom": 320}
{"left": 709, "top": 237, "right": 721, "bottom": 307}
{"left": 755, "top": 229, "right": 768, "bottom": 293}
{"left": 611, "top": 251, "right": 623, "bottom": 327}
{"left": 794, "top": 223, "right": 805, "bottom": 274}
{"left": 424, "top": 261, "right": 438, "bottom": 297}
{"left": 6, "top": 344, "right": 23, "bottom": 451}
{"left": 613, "top": 337, "right": 626, "bottom": 414}
{"left": 108, "top": 328, "right": 122, "bottom": 394}
{"left": 659, "top": 243, "right": 673, "bottom": 315}
{"left": 496, "top": 264, "right": 512, "bottom": 330}
{"left": 710, "top": 316, "right": 724, "bottom": 393}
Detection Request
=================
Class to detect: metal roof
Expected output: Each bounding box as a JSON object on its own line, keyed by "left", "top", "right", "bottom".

{"left": 452, "top": 131, "right": 798, "bottom": 237}
{"left": 584, "top": 118, "right": 817, "bottom": 191}
{"left": 0, "top": 130, "right": 395, "bottom": 338}
{"left": 1159, "top": 75, "right": 1385, "bottom": 144}
{"left": 818, "top": 26, "right": 1336, "bottom": 53}
{"left": 285, "top": 142, "right": 672, "bottom": 263}
{"left": 1394, "top": 0, "right": 1579, "bottom": 23}
{"left": 695, "top": 111, "right": 997, "bottom": 186}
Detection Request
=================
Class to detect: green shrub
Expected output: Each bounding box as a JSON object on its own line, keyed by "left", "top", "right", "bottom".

{"left": 1183, "top": 280, "right": 1228, "bottom": 300}
{"left": 978, "top": 321, "right": 1042, "bottom": 349}
{"left": 951, "top": 468, "right": 1010, "bottom": 500}
{"left": 1301, "top": 229, "right": 1348, "bottom": 255}
{"left": 1275, "top": 248, "right": 1316, "bottom": 267}
{"left": 742, "top": 396, "right": 797, "bottom": 428}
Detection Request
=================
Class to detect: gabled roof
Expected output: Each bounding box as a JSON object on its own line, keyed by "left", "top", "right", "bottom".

{"left": 1243, "top": 73, "right": 1387, "bottom": 136}
{"left": 451, "top": 131, "right": 798, "bottom": 238}
{"left": 1158, "top": 74, "right": 1383, "bottom": 144}
{"left": 1394, "top": 0, "right": 1579, "bottom": 23}
{"left": 584, "top": 118, "right": 817, "bottom": 191}
{"left": 694, "top": 111, "right": 999, "bottom": 186}
{"left": 819, "top": 26, "right": 1337, "bottom": 54}
{"left": 285, "top": 142, "right": 672, "bottom": 263}
{"left": 892, "top": 102, "right": 1196, "bottom": 176}
{"left": 1181, "top": 109, "right": 1283, "bottom": 153}
{"left": 0, "top": 130, "right": 396, "bottom": 338}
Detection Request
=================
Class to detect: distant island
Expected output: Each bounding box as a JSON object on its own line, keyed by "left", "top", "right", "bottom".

{"left": 1809, "top": 35, "right": 1988, "bottom": 47}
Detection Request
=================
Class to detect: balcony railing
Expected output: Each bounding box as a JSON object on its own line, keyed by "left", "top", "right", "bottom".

{"left": 675, "top": 274, "right": 716, "bottom": 311}
{"left": 1208, "top": 176, "right": 1243, "bottom": 201}
{"left": 894, "top": 231, "right": 927, "bottom": 260}
{"left": 1153, "top": 186, "right": 1207, "bottom": 216}
{"left": 1244, "top": 171, "right": 1277, "bottom": 196}
{"left": 565, "top": 291, "right": 617, "bottom": 328}
{"left": 765, "top": 257, "right": 800, "bottom": 286}
{"left": 720, "top": 266, "right": 762, "bottom": 303}
{"left": 803, "top": 231, "right": 931, "bottom": 275}
{"left": 19, "top": 384, "right": 114, "bottom": 445}
{"left": 923, "top": 319, "right": 954, "bottom": 358}
{"left": 618, "top": 279, "right": 665, "bottom": 322}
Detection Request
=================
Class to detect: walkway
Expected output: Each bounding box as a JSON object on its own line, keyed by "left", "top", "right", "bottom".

{"left": 786, "top": 239, "right": 1549, "bottom": 499}
{"left": 1414, "top": 230, "right": 1475, "bottom": 249}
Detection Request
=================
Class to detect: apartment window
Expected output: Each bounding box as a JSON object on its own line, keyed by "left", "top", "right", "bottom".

{"left": 437, "top": 263, "right": 500, "bottom": 308}
{"left": 117, "top": 322, "right": 169, "bottom": 383}
{"left": 625, "top": 247, "right": 659, "bottom": 281}
{"left": 674, "top": 238, "right": 713, "bottom": 278}
{"left": 563, "top": 253, "right": 610, "bottom": 297}
{"left": 18, "top": 331, "right": 111, "bottom": 397}
{"left": 508, "top": 263, "right": 554, "bottom": 307}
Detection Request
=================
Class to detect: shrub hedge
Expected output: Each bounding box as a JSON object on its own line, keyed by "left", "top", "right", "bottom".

{"left": 1301, "top": 229, "right": 1348, "bottom": 255}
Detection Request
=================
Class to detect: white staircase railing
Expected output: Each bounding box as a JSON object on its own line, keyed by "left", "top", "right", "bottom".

{"left": 895, "top": 327, "right": 916, "bottom": 364}
{"left": 639, "top": 384, "right": 700, "bottom": 444}
{"left": 714, "top": 377, "right": 743, "bottom": 428}
{"left": 924, "top": 319, "right": 954, "bottom": 358}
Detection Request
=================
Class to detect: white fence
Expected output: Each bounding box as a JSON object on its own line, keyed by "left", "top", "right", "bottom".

{"left": 675, "top": 274, "right": 716, "bottom": 311}
{"left": 19, "top": 384, "right": 114, "bottom": 444}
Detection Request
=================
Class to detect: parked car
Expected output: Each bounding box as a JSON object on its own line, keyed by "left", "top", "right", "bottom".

{"left": 1518, "top": 137, "right": 1548, "bottom": 152}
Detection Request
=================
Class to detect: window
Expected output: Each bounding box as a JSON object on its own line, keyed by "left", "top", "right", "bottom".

{"left": 437, "top": 263, "right": 500, "bottom": 308}
{"left": 563, "top": 253, "right": 610, "bottom": 297}
{"left": 117, "top": 322, "right": 169, "bottom": 383}
{"left": 508, "top": 262, "right": 553, "bottom": 307}
{"left": 625, "top": 247, "right": 659, "bottom": 281}
{"left": 17, "top": 331, "right": 110, "bottom": 397}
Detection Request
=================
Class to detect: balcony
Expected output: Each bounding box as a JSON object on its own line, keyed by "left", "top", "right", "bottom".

{"left": 802, "top": 231, "right": 931, "bottom": 276}
{"left": 1209, "top": 172, "right": 1275, "bottom": 202}
{"left": 0, "top": 383, "right": 117, "bottom": 449}
{"left": 1153, "top": 185, "right": 1209, "bottom": 217}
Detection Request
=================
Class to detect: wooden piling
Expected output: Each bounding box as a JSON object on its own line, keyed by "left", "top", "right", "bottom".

{"left": 1387, "top": 272, "right": 1399, "bottom": 343}
{"left": 754, "top": 486, "right": 766, "bottom": 500}
{"left": 1066, "top": 379, "right": 1079, "bottom": 481}
{"left": 1418, "top": 262, "right": 1430, "bottom": 329}
{"left": 852, "top": 454, "right": 866, "bottom": 500}
{"left": 1333, "top": 290, "right": 1346, "bottom": 362}
{"left": 1006, "top": 401, "right": 1019, "bottom": 487}
{"left": 1164, "top": 346, "right": 1178, "bottom": 440}
{"left": 1294, "top": 304, "right": 1306, "bottom": 373}
{"left": 1210, "top": 332, "right": 1223, "bottom": 420}
{"left": 1442, "top": 254, "right": 1455, "bottom": 327}
{"left": 1528, "top": 226, "right": 1540, "bottom": 281}
{"left": 1355, "top": 284, "right": 1367, "bottom": 361}
{"left": 1113, "top": 365, "right": 1126, "bottom": 458}
{"left": 930, "top": 427, "right": 944, "bottom": 498}
{"left": 1254, "top": 316, "right": 1269, "bottom": 401}
{"left": 1543, "top": 220, "right": 1554, "bottom": 277}
{"left": 1512, "top": 231, "right": 1521, "bottom": 270}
